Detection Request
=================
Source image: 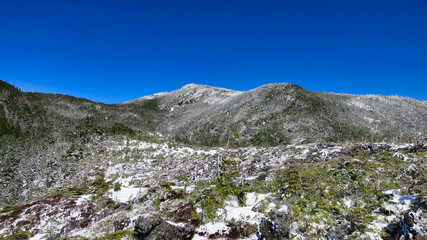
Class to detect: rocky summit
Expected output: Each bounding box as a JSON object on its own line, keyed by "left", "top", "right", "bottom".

{"left": 0, "top": 80, "right": 426, "bottom": 239}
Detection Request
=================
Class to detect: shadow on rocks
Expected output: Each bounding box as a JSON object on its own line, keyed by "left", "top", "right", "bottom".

{"left": 134, "top": 215, "right": 195, "bottom": 240}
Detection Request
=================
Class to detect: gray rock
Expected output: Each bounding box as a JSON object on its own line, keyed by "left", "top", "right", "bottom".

{"left": 257, "top": 210, "right": 290, "bottom": 240}
{"left": 15, "top": 220, "right": 31, "bottom": 227}
{"left": 59, "top": 220, "right": 83, "bottom": 237}
{"left": 134, "top": 215, "right": 195, "bottom": 240}
{"left": 114, "top": 217, "right": 131, "bottom": 232}
{"left": 134, "top": 215, "right": 163, "bottom": 239}
{"left": 113, "top": 202, "right": 131, "bottom": 212}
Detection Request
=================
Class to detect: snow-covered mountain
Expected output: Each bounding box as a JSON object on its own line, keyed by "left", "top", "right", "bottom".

{"left": 125, "top": 83, "right": 427, "bottom": 146}
{"left": 0, "top": 80, "right": 426, "bottom": 239}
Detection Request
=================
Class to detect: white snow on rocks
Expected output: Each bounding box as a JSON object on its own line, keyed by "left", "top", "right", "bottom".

{"left": 194, "top": 222, "right": 230, "bottom": 239}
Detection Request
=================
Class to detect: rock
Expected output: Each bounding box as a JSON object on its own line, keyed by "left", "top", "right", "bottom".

{"left": 59, "top": 220, "right": 83, "bottom": 237}
{"left": 411, "top": 138, "right": 427, "bottom": 153}
{"left": 114, "top": 217, "right": 131, "bottom": 232}
{"left": 134, "top": 215, "right": 195, "bottom": 240}
{"left": 113, "top": 202, "right": 131, "bottom": 212}
{"left": 15, "top": 220, "right": 31, "bottom": 227}
{"left": 399, "top": 211, "right": 417, "bottom": 239}
{"left": 257, "top": 210, "right": 290, "bottom": 240}
{"left": 150, "top": 221, "right": 195, "bottom": 240}
{"left": 134, "top": 215, "right": 162, "bottom": 239}
{"left": 256, "top": 173, "right": 268, "bottom": 181}
{"left": 403, "top": 212, "right": 415, "bottom": 228}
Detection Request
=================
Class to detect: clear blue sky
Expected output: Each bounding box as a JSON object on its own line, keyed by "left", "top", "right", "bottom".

{"left": 1, "top": 0, "right": 426, "bottom": 103}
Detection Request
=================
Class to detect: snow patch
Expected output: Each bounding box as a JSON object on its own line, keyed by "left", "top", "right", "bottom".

{"left": 109, "top": 187, "right": 147, "bottom": 203}
{"left": 279, "top": 204, "right": 289, "bottom": 213}
{"left": 246, "top": 192, "right": 270, "bottom": 206}
{"left": 165, "top": 220, "right": 187, "bottom": 228}
{"left": 195, "top": 222, "right": 230, "bottom": 236}
{"left": 343, "top": 198, "right": 353, "bottom": 208}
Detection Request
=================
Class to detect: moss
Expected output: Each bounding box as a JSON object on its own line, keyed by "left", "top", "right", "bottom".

{"left": 90, "top": 173, "right": 112, "bottom": 195}
{"left": 0, "top": 228, "right": 31, "bottom": 240}
{"left": 0, "top": 205, "right": 16, "bottom": 216}
{"left": 95, "top": 230, "right": 137, "bottom": 240}
{"left": 187, "top": 169, "right": 247, "bottom": 222}
{"left": 247, "top": 180, "right": 270, "bottom": 194}
{"left": 160, "top": 181, "right": 176, "bottom": 190}
{"left": 68, "top": 184, "right": 89, "bottom": 196}
{"left": 188, "top": 180, "right": 226, "bottom": 221}
{"left": 226, "top": 220, "right": 257, "bottom": 238}
{"left": 108, "top": 123, "right": 136, "bottom": 136}
{"left": 267, "top": 149, "right": 425, "bottom": 237}
{"left": 113, "top": 182, "right": 121, "bottom": 192}
{"left": 59, "top": 173, "right": 113, "bottom": 197}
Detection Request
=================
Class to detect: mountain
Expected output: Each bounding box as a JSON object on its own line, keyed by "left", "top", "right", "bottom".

{"left": 0, "top": 80, "right": 426, "bottom": 239}
{"left": 2, "top": 81, "right": 426, "bottom": 148}
{"left": 128, "top": 83, "right": 427, "bottom": 146}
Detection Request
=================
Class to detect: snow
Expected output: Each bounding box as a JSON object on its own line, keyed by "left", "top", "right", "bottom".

{"left": 30, "top": 234, "right": 45, "bottom": 240}
{"left": 109, "top": 187, "right": 147, "bottom": 203}
{"left": 364, "top": 116, "right": 375, "bottom": 123}
{"left": 219, "top": 193, "right": 275, "bottom": 225}
{"left": 75, "top": 194, "right": 91, "bottom": 205}
{"left": 343, "top": 198, "right": 353, "bottom": 208}
{"left": 279, "top": 204, "right": 289, "bottom": 213}
{"left": 244, "top": 176, "right": 259, "bottom": 181}
{"left": 383, "top": 189, "right": 398, "bottom": 195}
{"left": 165, "top": 220, "right": 187, "bottom": 228}
{"left": 106, "top": 139, "right": 218, "bottom": 162}
{"left": 348, "top": 99, "right": 374, "bottom": 111}
{"left": 399, "top": 195, "right": 417, "bottom": 205}
{"left": 300, "top": 148, "right": 310, "bottom": 158}
{"left": 383, "top": 189, "right": 417, "bottom": 212}
{"left": 191, "top": 235, "right": 207, "bottom": 240}
{"left": 319, "top": 146, "right": 342, "bottom": 159}
{"left": 195, "top": 222, "right": 230, "bottom": 235}
{"left": 124, "top": 91, "right": 169, "bottom": 103}
{"left": 246, "top": 192, "right": 270, "bottom": 206}
{"left": 390, "top": 144, "right": 412, "bottom": 151}
{"left": 225, "top": 206, "right": 259, "bottom": 223}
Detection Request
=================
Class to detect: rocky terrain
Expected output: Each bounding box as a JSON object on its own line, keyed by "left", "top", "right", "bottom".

{"left": 0, "top": 80, "right": 426, "bottom": 239}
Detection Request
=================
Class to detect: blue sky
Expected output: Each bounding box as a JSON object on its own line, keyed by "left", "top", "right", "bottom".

{"left": 1, "top": 0, "right": 426, "bottom": 103}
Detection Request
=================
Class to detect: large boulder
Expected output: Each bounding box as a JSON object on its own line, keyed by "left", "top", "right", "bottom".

{"left": 134, "top": 215, "right": 195, "bottom": 240}
{"left": 257, "top": 210, "right": 291, "bottom": 240}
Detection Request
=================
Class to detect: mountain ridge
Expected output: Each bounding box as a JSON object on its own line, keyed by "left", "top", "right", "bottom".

{"left": 1, "top": 80, "right": 426, "bottom": 146}
{"left": 124, "top": 83, "right": 427, "bottom": 104}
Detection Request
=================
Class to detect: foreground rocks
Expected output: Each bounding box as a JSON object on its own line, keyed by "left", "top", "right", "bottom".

{"left": 134, "top": 215, "right": 195, "bottom": 240}
{"left": 257, "top": 210, "right": 291, "bottom": 240}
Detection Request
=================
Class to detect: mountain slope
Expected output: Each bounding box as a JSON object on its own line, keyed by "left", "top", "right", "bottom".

{"left": 128, "top": 83, "right": 427, "bottom": 146}
{"left": 1, "top": 80, "right": 426, "bottom": 203}
{"left": 0, "top": 81, "right": 166, "bottom": 203}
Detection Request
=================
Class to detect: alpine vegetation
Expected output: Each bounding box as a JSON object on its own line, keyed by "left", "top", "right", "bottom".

{"left": 0, "top": 80, "right": 426, "bottom": 240}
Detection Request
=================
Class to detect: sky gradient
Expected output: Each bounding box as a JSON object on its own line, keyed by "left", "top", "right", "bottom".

{"left": 1, "top": 0, "right": 427, "bottom": 103}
